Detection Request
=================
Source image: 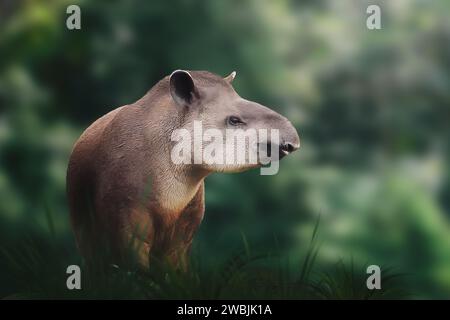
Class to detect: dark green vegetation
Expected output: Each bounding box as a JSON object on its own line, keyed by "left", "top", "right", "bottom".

{"left": 1, "top": 215, "right": 409, "bottom": 299}
{"left": 1, "top": 0, "right": 450, "bottom": 298}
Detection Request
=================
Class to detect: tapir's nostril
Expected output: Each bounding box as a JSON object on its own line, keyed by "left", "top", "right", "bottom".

{"left": 285, "top": 143, "right": 294, "bottom": 153}
{"left": 281, "top": 142, "right": 298, "bottom": 154}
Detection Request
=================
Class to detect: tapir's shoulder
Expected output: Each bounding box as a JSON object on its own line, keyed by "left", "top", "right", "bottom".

{"left": 77, "top": 106, "right": 125, "bottom": 145}
{"left": 69, "top": 105, "right": 129, "bottom": 171}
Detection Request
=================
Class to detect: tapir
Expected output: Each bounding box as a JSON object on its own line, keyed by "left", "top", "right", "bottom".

{"left": 66, "top": 70, "right": 300, "bottom": 270}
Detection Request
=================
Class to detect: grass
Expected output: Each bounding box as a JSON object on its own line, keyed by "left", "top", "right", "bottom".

{"left": 0, "top": 214, "right": 411, "bottom": 299}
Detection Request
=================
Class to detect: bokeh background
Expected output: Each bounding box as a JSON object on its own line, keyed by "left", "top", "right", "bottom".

{"left": 0, "top": 0, "right": 449, "bottom": 298}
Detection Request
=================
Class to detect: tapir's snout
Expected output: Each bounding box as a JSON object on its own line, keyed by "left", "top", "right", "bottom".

{"left": 278, "top": 118, "right": 300, "bottom": 159}
{"left": 258, "top": 118, "right": 300, "bottom": 161}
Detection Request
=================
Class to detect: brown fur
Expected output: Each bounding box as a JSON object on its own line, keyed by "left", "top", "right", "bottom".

{"left": 67, "top": 70, "right": 299, "bottom": 269}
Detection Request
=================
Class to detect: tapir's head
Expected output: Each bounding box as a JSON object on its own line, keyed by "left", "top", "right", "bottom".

{"left": 168, "top": 70, "right": 300, "bottom": 174}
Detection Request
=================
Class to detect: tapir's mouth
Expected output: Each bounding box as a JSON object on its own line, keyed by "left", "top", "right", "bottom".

{"left": 257, "top": 142, "right": 293, "bottom": 161}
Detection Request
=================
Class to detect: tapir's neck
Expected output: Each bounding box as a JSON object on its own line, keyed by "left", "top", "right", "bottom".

{"left": 140, "top": 95, "right": 207, "bottom": 219}
{"left": 151, "top": 131, "right": 208, "bottom": 218}
{"left": 151, "top": 161, "right": 207, "bottom": 219}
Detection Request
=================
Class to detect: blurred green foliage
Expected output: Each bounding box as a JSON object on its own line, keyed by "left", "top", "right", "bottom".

{"left": 0, "top": 0, "right": 449, "bottom": 298}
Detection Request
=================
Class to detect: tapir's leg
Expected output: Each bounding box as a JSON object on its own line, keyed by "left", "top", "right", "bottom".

{"left": 121, "top": 207, "right": 155, "bottom": 269}
{"left": 123, "top": 235, "right": 152, "bottom": 269}
{"left": 165, "top": 241, "right": 194, "bottom": 272}
{"left": 122, "top": 184, "right": 205, "bottom": 271}
{"left": 165, "top": 184, "right": 205, "bottom": 271}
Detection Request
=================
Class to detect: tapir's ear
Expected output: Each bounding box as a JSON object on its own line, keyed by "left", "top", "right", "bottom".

{"left": 224, "top": 71, "right": 236, "bottom": 83}
{"left": 169, "top": 70, "right": 199, "bottom": 107}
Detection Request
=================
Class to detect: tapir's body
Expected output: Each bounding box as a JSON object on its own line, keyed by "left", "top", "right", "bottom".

{"left": 67, "top": 70, "right": 299, "bottom": 269}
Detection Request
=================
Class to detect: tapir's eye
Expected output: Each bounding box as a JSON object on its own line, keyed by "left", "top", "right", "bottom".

{"left": 228, "top": 116, "right": 244, "bottom": 126}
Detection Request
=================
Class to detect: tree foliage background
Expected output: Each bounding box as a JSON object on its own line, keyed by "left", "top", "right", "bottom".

{"left": 0, "top": 0, "right": 449, "bottom": 298}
